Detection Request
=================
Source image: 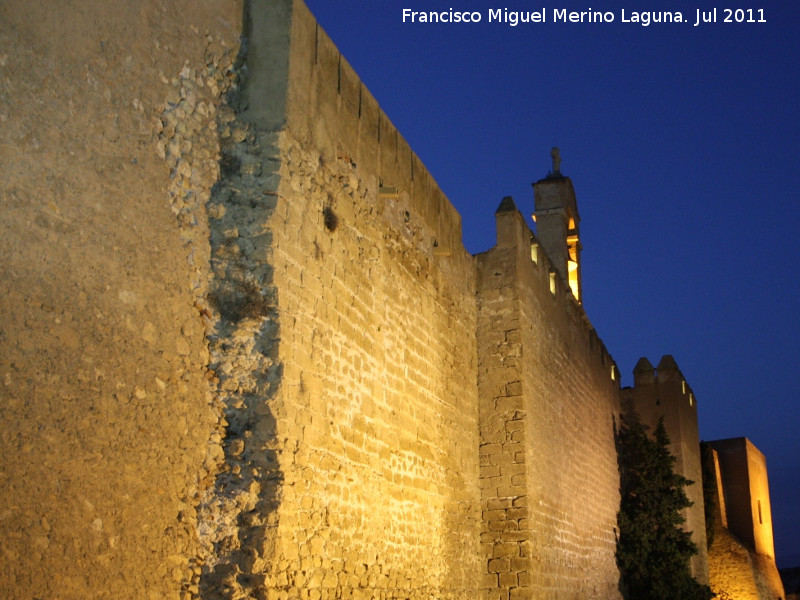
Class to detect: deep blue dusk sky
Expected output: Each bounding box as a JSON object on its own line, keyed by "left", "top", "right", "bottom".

{"left": 303, "top": 0, "right": 800, "bottom": 567}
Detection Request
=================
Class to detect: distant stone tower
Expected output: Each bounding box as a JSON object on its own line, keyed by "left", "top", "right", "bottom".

{"left": 532, "top": 147, "right": 582, "bottom": 302}
{"left": 622, "top": 355, "right": 709, "bottom": 584}
{"left": 710, "top": 438, "right": 777, "bottom": 559}
{"left": 706, "top": 438, "right": 786, "bottom": 599}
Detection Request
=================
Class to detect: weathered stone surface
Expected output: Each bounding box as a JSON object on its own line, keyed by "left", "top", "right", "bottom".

{"left": 0, "top": 1, "right": 241, "bottom": 598}
{"left": 5, "top": 2, "right": 776, "bottom": 600}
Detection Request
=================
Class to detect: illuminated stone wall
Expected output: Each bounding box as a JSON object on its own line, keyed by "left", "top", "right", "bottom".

{"left": 477, "top": 200, "right": 622, "bottom": 600}
{"left": 195, "top": 1, "right": 482, "bottom": 597}
{"left": 197, "top": 2, "right": 627, "bottom": 597}
{"left": 0, "top": 1, "right": 243, "bottom": 598}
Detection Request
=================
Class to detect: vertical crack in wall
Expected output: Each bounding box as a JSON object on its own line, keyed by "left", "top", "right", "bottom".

{"left": 156, "top": 19, "right": 286, "bottom": 596}
{"left": 191, "top": 2, "right": 292, "bottom": 596}
{"left": 156, "top": 35, "right": 248, "bottom": 599}
{"left": 197, "top": 113, "right": 285, "bottom": 600}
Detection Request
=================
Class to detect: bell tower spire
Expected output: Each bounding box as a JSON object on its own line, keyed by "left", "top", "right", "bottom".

{"left": 532, "top": 148, "right": 582, "bottom": 302}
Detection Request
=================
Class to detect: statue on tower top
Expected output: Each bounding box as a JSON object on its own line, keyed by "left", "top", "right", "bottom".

{"left": 550, "top": 147, "right": 561, "bottom": 175}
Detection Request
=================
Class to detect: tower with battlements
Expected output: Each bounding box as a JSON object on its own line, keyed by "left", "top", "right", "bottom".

{"left": 622, "top": 356, "right": 710, "bottom": 583}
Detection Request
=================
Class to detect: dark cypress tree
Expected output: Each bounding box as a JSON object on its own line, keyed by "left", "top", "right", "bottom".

{"left": 616, "top": 413, "right": 714, "bottom": 600}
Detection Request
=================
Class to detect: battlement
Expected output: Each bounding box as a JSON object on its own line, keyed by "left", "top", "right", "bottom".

{"left": 477, "top": 196, "right": 621, "bottom": 598}
{"left": 491, "top": 195, "right": 618, "bottom": 383}
{"left": 625, "top": 355, "right": 699, "bottom": 413}
{"left": 245, "top": 0, "right": 470, "bottom": 279}
{"left": 622, "top": 354, "right": 708, "bottom": 582}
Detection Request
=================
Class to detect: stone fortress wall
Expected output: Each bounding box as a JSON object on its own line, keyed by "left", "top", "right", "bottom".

{"left": 476, "top": 199, "right": 622, "bottom": 599}
{"left": 198, "top": 1, "right": 483, "bottom": 597}
{"left": 0, "top": 1, "right": 244, "bottom": 598}
{"left": 0, "top": 1, "right": 785, "bottom": 599}
{"left": 203, "top": 1, "right": 622, "bottom": 597}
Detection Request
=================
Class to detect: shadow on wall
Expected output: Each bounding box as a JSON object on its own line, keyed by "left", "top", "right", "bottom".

{"left": 195, "top": 50, "right": 287, "bottom": 595}
{"left": 780, "top": 566, "right": 800, "bottom": 600}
